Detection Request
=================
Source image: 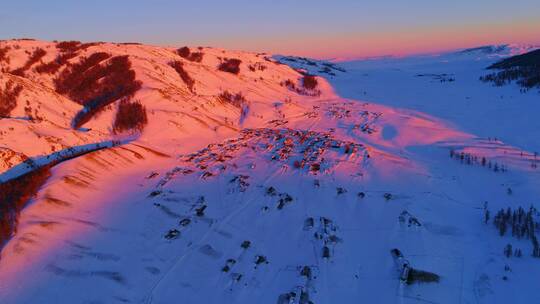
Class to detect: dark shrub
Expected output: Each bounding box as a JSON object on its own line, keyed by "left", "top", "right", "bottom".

{"left": 177, "top": 46, "right": 190, "bottom": 58}
{"left": 0, "top": 141, "right": 113, "bottom": 253}
{"left": 168, "top": 60, "right": 194, "bottom": 91}
{"left": 218, "top": 58, "right": 242, "bottom": 74}
{"left": 281, "top": 79, "right": 296, "bottom": 90}
{"left": 55, "top": 41, "right": 82, "bottom": 52}
{"left": 188, "top": 52, "right": 204, "bottom": 63}
{"left": 302, "top": 75, "right": 318, "bottom": 90}
{"left": 55, "top": 54, "right": 142, "bottom": 128}
{"left": 35, "top": 60, "right": 63, "bottom": 74}
{"left": 36, "top": 43, "right": 97, "bottom": 75}
{"left": 406, "top": 268, "right": 440, "bottom": 284}
{"left": 36, "top": 52, "right": 77, "bottom": 74}
{"left": 10, "top": 69, "right": 25, "bottom": 77}
{"left": 248, "top": 63, "right": 266, "bottom": 72}
{"left": 322, "top": 246, "right": 330, "bottom": 258}
{"left": 118, "top": 42, "right": 142, "bottom": 45}
{"left": 36, "top": 54, "right": 71, "bottom": 74}
{"left": 113, "top": 99, "right": 148, "bottom": 133}
{"left": 54, "top": 52, "right": 112, "bottom": 96}
{"left": 281, "top": 78, "right": 320, "bottom": 96}
{"left": 176, "top": 47, "right": 204, "bottom": 62}
{"left": 0, "top": 46, "right": 9, "bottom": 64}
{"left": 240, "top": 240, "right": 251, "bottom": 249}
{"left": 55, "top": 40, "right": 99, "bottom": 52}
{"left": 255, "top": 255, "right": 268, "bottom": 265}
{"left": 0, "top": 165, "right": 52, "bottom": 250}
{"left": 27, "top": 48, "right": 47, "bottom": 65}
{"left": 0, "top": 80, "right": 23, "bottom": 117}
{"left": 10, "top": 47, "right": 47, "bottom": 77}
{"left": 218, "top": 90, "right": 247, "bottom": 108}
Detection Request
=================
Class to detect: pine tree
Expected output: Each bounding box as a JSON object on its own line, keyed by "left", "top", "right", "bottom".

{"left": 499, "top": 221, "right": 507, "bottom": 236}
{"left": 532, "top": 235, "right": 540, "bottom": 257}
{"left": 504, "top": 244, "right": 512, "bottom": 258}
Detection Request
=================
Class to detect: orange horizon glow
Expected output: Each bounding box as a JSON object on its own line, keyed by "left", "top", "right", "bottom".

{"left": 195, "top": 18, "right": 540, "bottom": 60}
{"left": 1, "top": 1, "right": 539, "bottom": 61}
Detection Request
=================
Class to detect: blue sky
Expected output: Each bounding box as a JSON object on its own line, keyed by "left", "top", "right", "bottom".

{"left": 1, "top": 0, "right": 539, "bottom": 58}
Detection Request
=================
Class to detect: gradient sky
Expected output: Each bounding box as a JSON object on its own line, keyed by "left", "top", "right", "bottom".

{"left": 1, "top": 0, "right": 539, "bottom": 59}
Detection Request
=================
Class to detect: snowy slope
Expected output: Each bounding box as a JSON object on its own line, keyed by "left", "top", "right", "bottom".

{"left": 0, "top": 39, "right": 328, "bottom": 173}
{"left": 331, "top": 44, "right": 540, "bottom": 152}
{"left": 1, "top": 40, "right": 540, "bottom": 304}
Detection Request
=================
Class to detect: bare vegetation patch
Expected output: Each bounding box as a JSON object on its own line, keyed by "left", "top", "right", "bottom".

{"left": 0, "top": 165, "right": 52, "bottom": 250}
{"left": 0, "top": 80, "right": 23, "bottom": 117}
{"left": 118, "top": 42, "right": 142, "bottom": 45}
{"left": 217, "top": 91, "right": 247, "bottom": 108}
{"left": 54, "top": 52, "right": 112, "bottom": 97}
{"left": 218, "top": 58, "right": 242, "bottom": 74}
{"left": 54, "top": 52, "right": 111, "bottom": 97}
{"left": 168, "top": 60, "right": 194, "bottom": 91}
{"left": 54, "top": 54, "right": 142, "bottom": 128}
{"left": 176, "top": 46, "right": 204, "bottom": 62}
{"left": 406, "top": 269, "right": 440, "bottom": 284}
{"left": 55, "top": 40, "right": 100, "bottom": 53}
{"left": 281, "top": 76, "right": 321, "bottom": 96}
{"left": 176, "top": 46, "right": 190, "bottom": 58}
{"left": 248, "top": 62, "right": 266, "bottom": 72}
{"left": 56, "top": 41, "right": 83, "bottom": 52}
{"left": 302, "top": 75, "right": 318, "bottom": 90}
{"left": 10, "top": 47, "right": 47, "bottom": 77}
{"left": 281, "top": 79, "right": 296, "bottom": 90}
{"left": 113, "top": 99, "right": 148, "bottom": 133}
{"left": 36, "top": 41, "right": 100, "bottom": 74}
{"left": 0, "top": 46, "right": 10, "bottom": 65}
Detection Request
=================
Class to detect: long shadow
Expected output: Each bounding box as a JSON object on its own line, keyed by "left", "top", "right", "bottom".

{"left": 0, "top": 140, "right": 126, "bottom": 256}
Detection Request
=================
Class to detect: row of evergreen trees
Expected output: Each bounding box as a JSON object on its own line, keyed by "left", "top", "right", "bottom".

{"left": 485, "top": 205, "right": 540, "bottom": 258}
{"left": 480, "top": 66, "right": 540, "bottom": 91}
{"left": 450, "top": 149, "right": 507, "bottom": 173}
{"left": 504, "top": 244, "right": 523, "bottom": 258}
{"left": 480, "top": 49, "right": 540, "bottom": 91}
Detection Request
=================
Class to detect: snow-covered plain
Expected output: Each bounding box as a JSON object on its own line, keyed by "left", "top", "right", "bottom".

{"left": 0, "top": 41, "right": 539, "bottom": 303}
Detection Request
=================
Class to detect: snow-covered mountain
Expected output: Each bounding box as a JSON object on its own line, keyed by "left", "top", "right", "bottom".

{"left": 456, "top": 44, "right": 539, "bottom": 58}
{"left": 331, "top": 43, "right": 540, "bottom": 63}
{"left": 0, "top": 39, "right": 539, "bottom": 304}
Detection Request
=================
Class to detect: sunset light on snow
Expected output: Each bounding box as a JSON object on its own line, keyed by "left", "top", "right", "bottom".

{"left": 1, "top": 1, "right": 540, "bottom": 303}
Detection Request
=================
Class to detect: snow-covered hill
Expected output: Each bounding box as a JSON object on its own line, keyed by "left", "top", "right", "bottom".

{"left": 0, "top": 40, "right": 539, "bottom": 304}
{"left": 0, "top": 39, "right": 336, "bottom": 173}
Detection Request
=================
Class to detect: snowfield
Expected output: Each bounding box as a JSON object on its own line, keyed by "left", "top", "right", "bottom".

{"left": 0, "top": 40, "right": 539, "bottom": 303}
